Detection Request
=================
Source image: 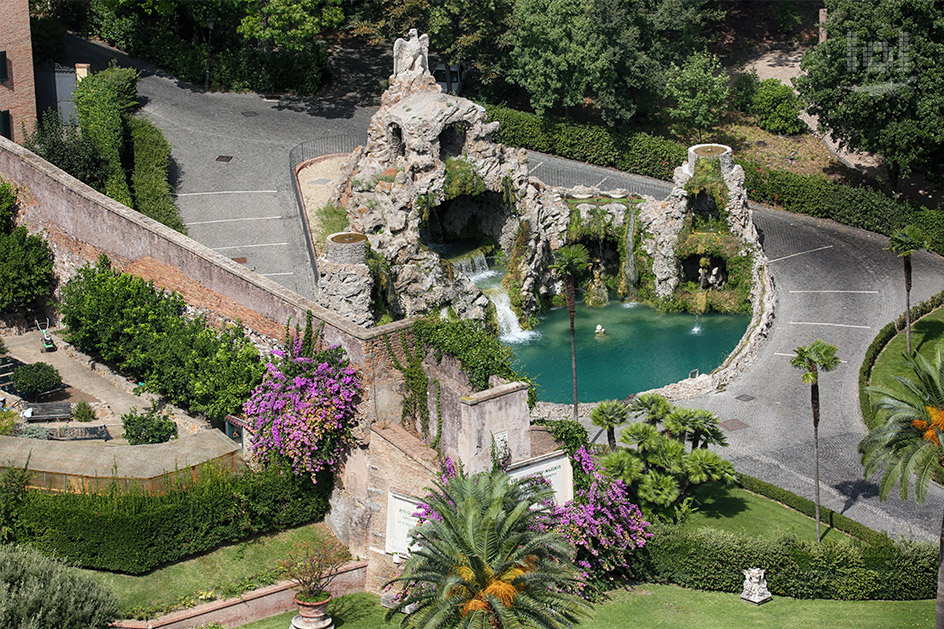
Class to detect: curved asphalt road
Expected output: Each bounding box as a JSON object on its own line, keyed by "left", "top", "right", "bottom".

{"left": 529, "top": 152, "right": 944, "bottom": 540}
{"left": 65, "top": 36, "right": 944, "bottom": 540}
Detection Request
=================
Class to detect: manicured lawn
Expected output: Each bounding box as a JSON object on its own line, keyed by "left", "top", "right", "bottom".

{"left": 868, "top": 307, "right": 944, "bottom": 428}
{"left": 240, "top": 592, "right": 390, "bottom": 629}
{"left": 84, "top": 523, "right": 335, "bottom": 619}
{"left": 588, "top": 584, "right": 933, "bottom": 628}
{"left": 239, "top": 586, "right": 933, "bottom": 629}
{"left": 684, "top": 482, "right": 851, "bottom": 542}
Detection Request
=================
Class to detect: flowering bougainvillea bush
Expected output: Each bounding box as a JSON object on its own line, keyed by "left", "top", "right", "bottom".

{"left": 550, "top": 446, "right": 652, "bottom": 599}
{"left": 243, "top": 336, "right": 361, "bottom": 482}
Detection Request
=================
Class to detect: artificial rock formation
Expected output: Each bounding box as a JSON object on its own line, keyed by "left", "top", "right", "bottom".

{"left": 331, "top": 40, "right": 567, "bottom": 323}
{"left": 637, "top": 144, "right": 761, "bottom": 299}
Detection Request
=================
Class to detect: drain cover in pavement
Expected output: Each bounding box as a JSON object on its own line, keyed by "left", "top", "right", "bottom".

{"left": 241, "top": 111, "right": 258, "bottom": 117}
{"left": 735, "top": 394, "right": 755, "bottom": 402}
{"left": 309, "top": 178, "right": 333, "bottom": 186}
{"left": 231, "top": 257, "right": 247, "bottom": 264}
{"left": 720, "top": 419, "right": 749, "bottom": 431}
{"left": 216, "top": 155, "right": 233, "bottom": 162}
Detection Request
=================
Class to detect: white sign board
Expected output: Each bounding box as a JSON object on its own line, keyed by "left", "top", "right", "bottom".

{"left": 385, "top": 491, "right": 421, "bottom": 556}
{"left": 508, "top": 450, "right": 574, "bottom": 505}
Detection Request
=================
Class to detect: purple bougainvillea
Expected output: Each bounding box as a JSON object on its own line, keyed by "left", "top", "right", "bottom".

{"left": 243, "top": 337, "right": 361, "bottom": 482}
{"left": 543, "top": 446, "right": 652, "bottom": 598}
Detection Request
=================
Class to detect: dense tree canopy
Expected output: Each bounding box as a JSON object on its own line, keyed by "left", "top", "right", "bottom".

{"left": 795, "top": 0, "right": 944, "bottom": 189}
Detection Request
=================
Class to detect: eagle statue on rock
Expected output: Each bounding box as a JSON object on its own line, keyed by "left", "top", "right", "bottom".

{"left": 393, "top": 29, "right": 430, "bottom": 77}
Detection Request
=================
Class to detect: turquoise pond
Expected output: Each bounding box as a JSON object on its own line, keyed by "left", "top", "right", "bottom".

{"left": 504, "top": 300, "right": 750, "bottom": 403}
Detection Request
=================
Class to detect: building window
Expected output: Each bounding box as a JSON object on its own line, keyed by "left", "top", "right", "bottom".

{"left": 0, "top": 51, "right": 7, "bottom": 83}
{"left": 0, "top": 111, "right": 11, "bottom": 140}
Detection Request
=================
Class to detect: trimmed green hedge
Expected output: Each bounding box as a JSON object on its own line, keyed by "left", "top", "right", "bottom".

{"left": 128, "top": 116, "right": 186, "bottom": 233}
{"left": 12, "top": 464, "right": 331, "bottom": 574}
{"left": 73, "top": 67, "right": 138, "bottom": 207}
{"left": 858, "top": 289, "right": 944, "bottom": 429}
{"left": 738, "top": 473, "right": 888, "bottom": 546}
{"left": 640, "top": 522, "right": 936, "bottom": 601}
{"left": 484, "top": 105, "right": 944, "bottom": 255}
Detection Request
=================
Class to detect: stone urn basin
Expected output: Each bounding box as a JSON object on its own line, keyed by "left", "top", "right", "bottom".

{"left": 325, "top": 232, "right": 368, "bottom": 265}
{"left": 684, "top": 143, "right": 734, "bottom": 176}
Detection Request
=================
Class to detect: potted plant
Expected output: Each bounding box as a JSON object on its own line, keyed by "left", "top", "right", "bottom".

{"left": 279, "top": 534, "right": 350, "bottom": 627}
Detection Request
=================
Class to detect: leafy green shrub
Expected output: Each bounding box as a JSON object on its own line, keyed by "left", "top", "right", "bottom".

{"left": 0, "top": 226, "right": 55, "bottom": 314}
{"left": 639, "top": 522, "right": 935, "bottom": 600}
{"left": 533, "top": 418, "right": 589, "bottom": 457}
{"left": 11, "top": 363, "right": 62, "bottom": 399}
{"left": 128, "top": 116, "right": 187, "bottom": 233}
{"left": 752, "top": 79, "right": 805, "bottom": 135}
{"left": 60, "top": 256, "right": 263, "bottom": 420}
{"left": 443, "top": 157, "right": 486, "bottom": 200}
{"left": 14, "top": 464, "right": 331, "bottom": 574}
{"left": 0, "top": 409, "right": 17, "bottom": 436}
{"left": 71, "top": 401, "right": 95, "bottom": 423}
{"left": 22, "top": 110, "right": 111, "bottom": 193}
{"left": 731, "top": 70, "right": 759, "bottom": 113}
{"left": 74, "top": 67, "right": 138, "bottom": 207}
{"left": 0, "top": 336, "right": 7, "bottom": 354}
{"left": 121, "top": 402, "right": 178, "bottom": 445}
{"left": 412, "top": 317, "right": 536, "bottom": 406}
{"left": 0, "top": 543, "right": 118, "bottom": 628}
{"left": 0, "top": 181, "right": 15, "bottom": 233}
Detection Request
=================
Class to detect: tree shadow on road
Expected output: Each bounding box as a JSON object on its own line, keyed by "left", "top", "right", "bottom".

{"left": 275, "top": 42, "right": 391, "bottom": 120}
{"left": 833, "top": 478, "right": 879, "bottom": 515}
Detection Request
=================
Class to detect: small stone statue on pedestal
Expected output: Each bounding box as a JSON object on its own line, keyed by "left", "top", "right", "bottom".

{"left": 740, "top": 567, "right": 772, "bottom": 605}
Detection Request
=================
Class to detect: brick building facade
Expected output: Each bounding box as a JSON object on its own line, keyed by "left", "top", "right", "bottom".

{"left": 0, "top": 0, "right": 37, "bottom": 142}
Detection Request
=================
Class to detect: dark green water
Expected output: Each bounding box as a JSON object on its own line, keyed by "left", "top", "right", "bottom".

{"left": 507, "top": 301, "right": 749, "bottom": 403}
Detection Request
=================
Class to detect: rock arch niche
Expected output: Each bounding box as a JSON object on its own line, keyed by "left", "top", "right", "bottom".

{"left": 326, "top": 32, "right": 565, "bottom": 326}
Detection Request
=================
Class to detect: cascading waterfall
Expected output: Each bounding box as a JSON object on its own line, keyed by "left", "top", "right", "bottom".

{"left": 449, "top": 249, "right": 539, "bottom": 343}
{"left": 450, "top": 249, "right": 497, "bottom": 284}
{"left": 483, "top": 288, "right": 540, "bottom": 343}
{"left": 620, "top": 208, "right": 637, "bottom": 298}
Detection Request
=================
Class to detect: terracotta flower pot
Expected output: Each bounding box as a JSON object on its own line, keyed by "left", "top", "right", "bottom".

{"left": 294, "top": 592, "right": 332, "bottom": 621}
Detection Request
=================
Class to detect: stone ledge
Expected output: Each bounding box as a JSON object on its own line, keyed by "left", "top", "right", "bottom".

{"left": 111, "top": 561, "right": 367, "bottom": 629}
{"left": 460, "top": 381, "right": 530, "bottom": 406}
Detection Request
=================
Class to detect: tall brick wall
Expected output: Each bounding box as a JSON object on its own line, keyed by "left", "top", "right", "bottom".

{"left": 0, "top": 135, "right": 413, "bottom": 427}
{"left": 0, "top": 0, "right": 37, "bottom": 142}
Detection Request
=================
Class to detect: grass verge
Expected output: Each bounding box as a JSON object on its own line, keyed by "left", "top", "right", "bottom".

{"left": 868, "top": 306, "right": 944, "bottom": 425}
{"left": 684, "top": 482, "right": 850, "bottom": 543}
{"left": 240, "top": 585, "right": 933, "bottom": 629}
{"left": 84, "top": 523, "right": 334, "bottom": 619}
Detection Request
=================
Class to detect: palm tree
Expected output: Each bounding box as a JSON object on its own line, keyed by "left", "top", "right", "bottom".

{"left": 629, "top": 393, "right": 672, "bottom": 425}
{"left": 591, "top": 399, "right": 628, "bottom": 449}
{"left": 790, "top": 339, "right": 840, "bottom": 543}
{"left": 386, "top": 470, "right": 591, "bottom": 628}
{"left": 550, "top": 244, "right": 590, "bottom": 420}
{"left": 861, "top": 348, "right": 944, "bottom": 628}
{"left": 887, "top": 225, "right": 930, "bottom": 355}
